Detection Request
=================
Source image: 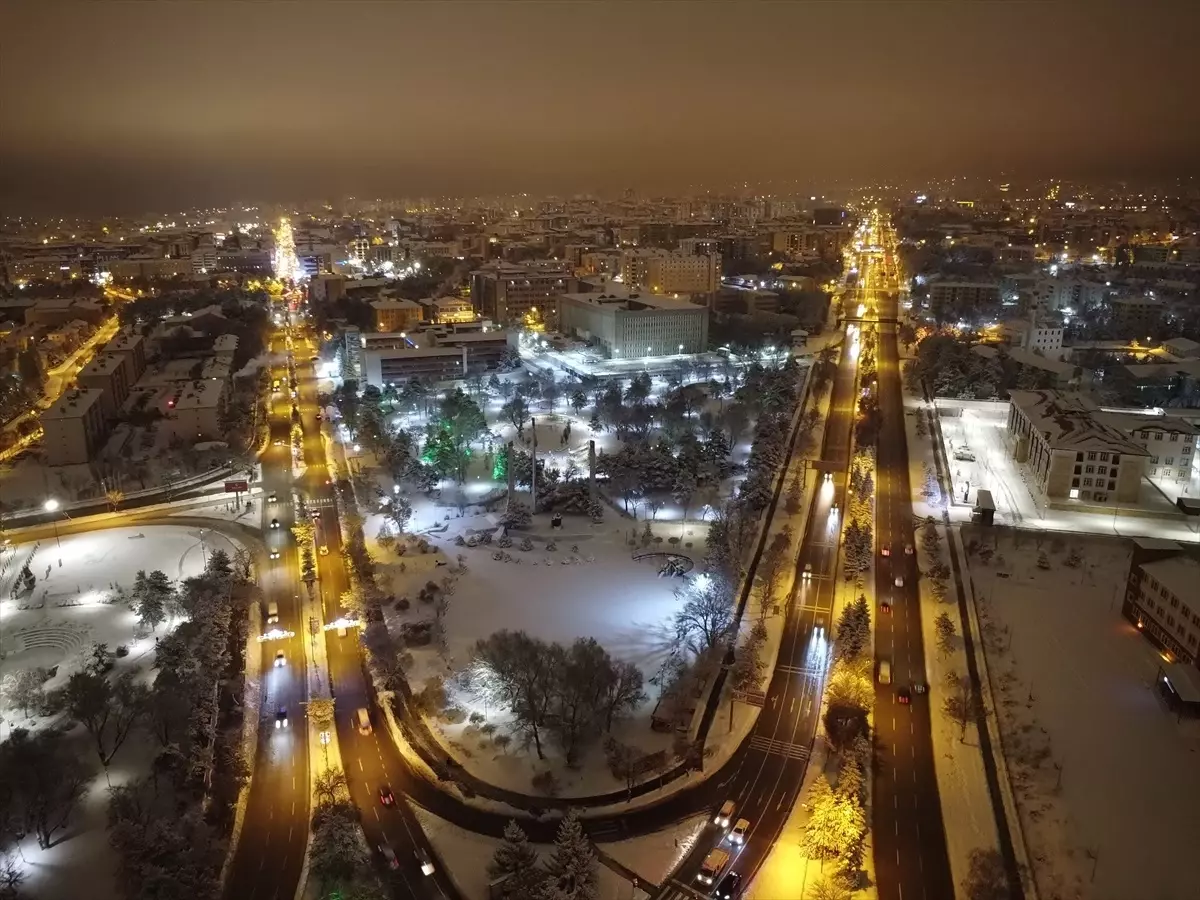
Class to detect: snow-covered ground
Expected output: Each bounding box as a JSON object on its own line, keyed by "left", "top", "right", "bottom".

{"left": 369, "top": 501, "right": 695, "bottom": 797}
{"left": 900, "top": 398, "right": 1005, "bottom": 897}
{"left": 411, "top": 804, "right": 650, "bottom": 900}
{"left": 599, "top": 814, "right": 708, "bottom": 888}
{"left": 0, "top": 524, "right": 240, "bottom": 900}
{"left": 922, "top": 396, "right": 1200, "bottom": 540}
{"left": 964, "top": 528, "right": 1200, "bottom": 900}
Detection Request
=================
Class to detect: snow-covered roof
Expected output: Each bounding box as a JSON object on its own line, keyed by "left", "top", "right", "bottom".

{"left": 1161, "top": 661, "right": 1200, "bottom": 704}
{"left": 1008, "top": 389, "right": 1149, "bottom": 457}
{"left": 1140, "top": 555, "right": 1200, "bottom": 607}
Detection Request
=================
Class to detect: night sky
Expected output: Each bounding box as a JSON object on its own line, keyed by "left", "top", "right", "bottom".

{"left": 2, "top": 0, "right": 1197, "bottom": 213}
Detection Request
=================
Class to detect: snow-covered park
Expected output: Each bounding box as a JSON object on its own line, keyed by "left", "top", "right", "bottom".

{"left": 337, "top": 363, "right": 805, "bottom": 799}
{"left": 0, "top": 524, "right": 240, "bottom": 900}
{"left": 962, "top": 528, "right": 1200, "bottom": 900}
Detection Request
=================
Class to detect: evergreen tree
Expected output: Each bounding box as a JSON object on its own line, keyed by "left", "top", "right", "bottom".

{"left": 541, "top": 811, "right": 597, "bottom": 900}
{"left": 489, "top": 820, "right": 544, "bottom": 898}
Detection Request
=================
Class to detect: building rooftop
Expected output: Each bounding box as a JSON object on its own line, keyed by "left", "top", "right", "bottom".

{"left": 79, "top": 353, "right": 126, "bottom": 377}
{"left": 1140, "top": 555, "right": 1200, "bottom": 605}
{"left": 170, "top": 379, "right": 225, "bottom": 411}
{"left": 1097, "top": 411, "right": 1199, "bottom": 436}
{"left": 1007, "top": 389, "right": 1149, "bottom": 456}
{"left": 43, "top": 387, "right": 105, "bottom": 420}
{"left": 562, "top": 288, "right": 701, "bottom": 312}
{"left": 370, "top": 298, "right": 422, "bottom": 310}
{"left": 107, "top": 331, "right": 144, "bottom": 353}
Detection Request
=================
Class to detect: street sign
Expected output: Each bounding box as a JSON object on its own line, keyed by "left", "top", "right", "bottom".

{"left": 225, "top": 480, "right": 249, "bottom": 493}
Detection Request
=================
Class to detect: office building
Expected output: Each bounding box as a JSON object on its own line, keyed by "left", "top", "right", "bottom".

{"left": 1005, "top": 389, "right": 1148, "bottom": 504}
{"left": 41, "top": 388, "right": 109, "bottom": 466}
{"left": 470, "top": 262, "right": 574, "bottom": 326}
{"left": 618, "top": 249, "right": 720, "bottom": 295}
{"left": 559, "top": 287, "right": 708, "bottom": 359}
{"left": 362, "top": 328, "right": 511, "bottom": 386}
{"left": 1122, "top": 541, "right": 1200, "bottom": 666}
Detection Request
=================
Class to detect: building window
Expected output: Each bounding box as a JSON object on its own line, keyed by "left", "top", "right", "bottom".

{"left": 1072, "top": 477, "right": 1080, "bottom": 488}
{"left": 1151, "top": 578, "right": 1159, "bottom": 590}
{"left": 1100, "top": 452, "right": 1109, "bottom": 462}
{"left": 1166, "top": 458, "right": 1174, "bottom": 466}
{"left": 1087, "top": 451, "right": 1097, "bottom": 461}
{"left": 1170, "top": 433, "right": 1179, "bottom": 442}
{"left": 1083, "top": 478, "right": 1093, "bottom": 486}
{"left": 1108, "top": 481, "right": 1116, "bottom": 491}
{"left": 1113, "top": 454, "right": 1121, "bottom": 463}
{"left": 1184, "top": 606, "right": 1192, "bottom": 620}
{"left": 1171, "top": 596, "right": 1179, "bottom": 608}
{"left": 1168, "top": 615, "right": 1175, "bottom": 627}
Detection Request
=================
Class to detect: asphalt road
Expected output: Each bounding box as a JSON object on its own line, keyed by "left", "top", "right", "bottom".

{"left": 225, "top": 330, "right": 311, "bottom": 900}
{"left": 650, "top": 290, "right": 863, "bottom": 898}
{"left": 862, "top": 217, "right": 954, "bottom": 900}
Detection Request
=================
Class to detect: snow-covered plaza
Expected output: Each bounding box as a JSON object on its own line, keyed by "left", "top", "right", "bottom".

{"left": 0, "top": 524, "right": 240, "bottom": 900}
{"left": 963, "top": 528, "right": 1200, "bottom": 900}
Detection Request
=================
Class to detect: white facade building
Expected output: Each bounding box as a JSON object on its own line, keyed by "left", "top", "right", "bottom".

{"left": 559, "top": 287, "right": 709, "bottom": 359}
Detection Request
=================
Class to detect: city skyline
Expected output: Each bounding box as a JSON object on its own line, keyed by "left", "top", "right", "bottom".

{"left": 3, "top": 0, "right": 1199, "bottom": 214}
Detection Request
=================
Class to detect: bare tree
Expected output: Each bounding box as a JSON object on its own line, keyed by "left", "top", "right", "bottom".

{"left": 673, "top": 574, "right": 735, "bottom": 657}
{"left": 469, "top": 630, "right": 557, "bottom": 760}
{"left": 942, "top": 671, "right": 984, "bottom": 743}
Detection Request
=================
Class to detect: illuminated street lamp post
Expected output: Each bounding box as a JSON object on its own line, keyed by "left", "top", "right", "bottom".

{"left": 44, "top": 498, "right": 63, "bottom": 567}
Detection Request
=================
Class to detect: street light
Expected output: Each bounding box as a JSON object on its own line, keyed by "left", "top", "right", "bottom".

{"left": 44, "top": 498, "right": 63, "bottom": 567}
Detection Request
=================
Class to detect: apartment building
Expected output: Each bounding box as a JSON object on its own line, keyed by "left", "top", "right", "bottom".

{"left": 418, "top": 296, "right": 474, "bottom": 324}
{"left": 1006, "top": 389, "right": 1148, "bottom": 504}
{"left": 469, "top": 262, "right": 574, "bottom": 326}
{"left": 559, "top": 287, "right": 708, "bottom": 359}
{"left": 77, "top": 352, "right": 134, "bottom": 421}
{"left": 1098, "top": 412, "right": 1198, "bottom": 481}
{"left": 1109, "top": 294, "right": 1165, "bottom": 337}
{"left": 1122, "top": 540, "right": 1200, "bottom": 667}
{"left": 371, "top": 298, "right": 422, "bottom": 333}
{"left": 618, "top": 249, "right": 720, "bottom": 295}
{"left": 928, "top": 280, "right": 1002, "bottom": 319}
{"left": 162, "top": 379, "right": 226, "bottom": 442}
{"left": 41, "top": 388, "right": 109, "bottom": 466}
{"left": 104, "top": 331, "right": 147, "bottom": 381}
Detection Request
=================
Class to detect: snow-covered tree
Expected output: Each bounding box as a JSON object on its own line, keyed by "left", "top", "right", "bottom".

{"left": 489, "top": 820, "right": 544, "bottom": 898}
{"left": 800, "top": 779, "right": 865, "bottom": 865}
{"left": 935, "top": 611, "right": 957, "bottom": 657}
{"left": 541, "top": 810, "right": 597, "bottom": 900}
{"left": 62, "top": 669, "right": 149, "bottom": 767}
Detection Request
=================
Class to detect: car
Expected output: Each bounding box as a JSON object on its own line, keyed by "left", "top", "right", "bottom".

{"left": 270, "top": 518, "right": 280, "bottom": 529}
{"left": 714, "top": 800, "right": 736, "bottom": 829}
{"left": 898, "top": 687, "right": 911, "bottom": 705}
{"left": 318, "top": 545, "right": 329, "bottom": 556}
{"left": 267, "top": 492, "right": 278, "bottom": 502}
{"left": 894, "top": 575, "right": 904, "bottom": 588}
{"left": 275, "top": 706, "right": 288, "bottom": 728}
{"left": 273, "top": 439, "right": 283, "bottom": 446}
{"left": 274, "top": 650, "right": 285, "bottom": 668}
{"left": 904, "top": 543, "right": 914, "bottom": 555}
{"left": 729, "top": 818, "right": 750, "bottom": 845}
{"left": 378, "top": 785, "right": 395, "bottom": 806}
{"left": 378, "top": 844, "right": 399, "bottom": 869}
{"left": 912, "top": 682, "right": 928, "bottom": 695}
{"left": 802, "top": 562, "right": 814, "bottom": 580}
{"left": 881, "top": 544, "right": 891, "bottom": 557}
{"left": 269, "top": 550, "right": 281, "bottom": 560}
{"left": 830, "top": 503, "right": 839, "bottom": 516}
{"left": 713, "top": 872, "right": 742, "bottom": 900}
{"left": 823, "top": 472, "right": 833, "bottom": 483}
{"left": 315, "top": 413, "right": 323, "bottom": 421}
{"left": 880, "top": 600, "right": 892, "bottom": 614}
{"left": 311, "top": 510, "right": 321, "bottom": 519}
{"left": 415, "top": 847, "right": 436, "bottom": 876}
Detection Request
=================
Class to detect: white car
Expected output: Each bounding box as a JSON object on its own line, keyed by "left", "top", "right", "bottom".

{"left": 270, "top": 519, "right": 280, "bottom": 529}
{"left": 802, "top": 563, "right": 814, "bottom": 580}
{"left": 894, "top": 575, "right": 905, "bottom": 588}
{"left": 904, "top": 543, "right": 914, "bottom": 555}
{"left": 714, "top": 800, "right": 736, "bottom": 829}
{"left": 729, "top": 818, "right": 750, "bottom": 845}
{"left": 274, "top": 651, "right": 286, "bottom": 668}
{"left": 416, "top": 847, "right": 436, "bottom": 876}
{"left": 275, "top": 706, "right": 289, "bottom": 728}
{"left": 269, "top": 550, "right": 280, "bottom": 560}
{"left": 823, "top": 472, "right": 833, "bottom": 483}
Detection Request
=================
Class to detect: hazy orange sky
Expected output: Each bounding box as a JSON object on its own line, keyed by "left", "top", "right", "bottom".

{"left": 2, "top": 0, "right": 1197, "bottom": 212}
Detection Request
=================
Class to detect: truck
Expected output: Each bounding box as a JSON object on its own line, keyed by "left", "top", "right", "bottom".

{"left": 697, "top": 848, "right": 730, "bottom": 887}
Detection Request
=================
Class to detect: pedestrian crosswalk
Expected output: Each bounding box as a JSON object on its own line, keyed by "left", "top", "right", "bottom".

{"left": 774, "top": 663, "right": 823, "bottom": 677}
{"left": 748, "top": 734, "right": 811, "bottom": 761}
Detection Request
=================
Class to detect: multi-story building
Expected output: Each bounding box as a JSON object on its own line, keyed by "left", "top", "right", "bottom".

{"left": 371, "top": 298, "right": 422, "bottom": 333}
{"left": 104, "top": 331, "right": 147, "bottom": 381}
{"left": 928, "top": 280, "right": 1002, "bottom": 320}
{"left": 362, "top": 328, "right": 511, "bottom": 386}
{"left": 1098, "top": 412, "right": 1198, "bottom": 481}
{"left": 418, "top": 296, "right": 475, "bottom": 324}
{"left": 1001, "top": 314, "right": 1064, "bottom": 357}
{"left": 1109, "top": 294, "right": 1165, "bottom": 337}
{"left": 162, "top": 379, "right": 226, "bottom": 442}
{"left": 558, "top": 287, "right": 708, "bottom": 359}
{"left": 1006, "top": 389, "right": 1148, "bottom": 504}
{"left": 470, "top": 262, "right": 574, "bottom": 326}
{"left": 77, "top": 353, "right": 134, "bottom": 421}
{"left": 618, "top": 249, "right": 720, "bottom": 295}
{"left": 1122, "top": 541, "right": 1200, "bottom": 666}
{"left": 41, "top": 388, "right": 109, "bottom": 466}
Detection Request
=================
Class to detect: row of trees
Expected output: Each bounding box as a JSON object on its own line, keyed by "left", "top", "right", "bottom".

{"left": 307, "top": 767, "right": 388, "bottom": 900}
{"left": 489, "top": 813, "right": 598, "bottom": 900}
